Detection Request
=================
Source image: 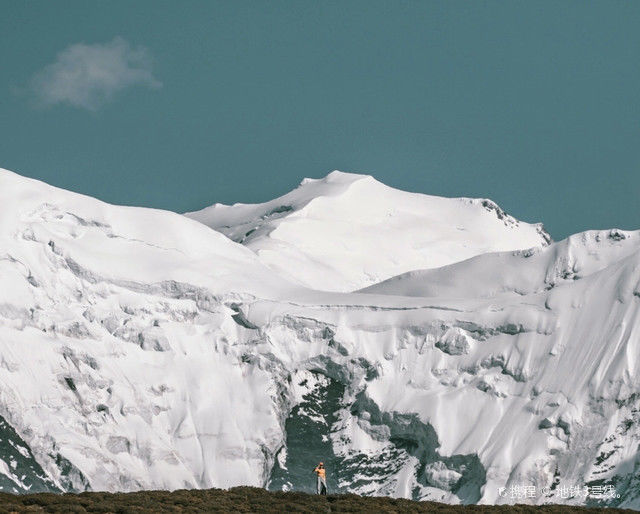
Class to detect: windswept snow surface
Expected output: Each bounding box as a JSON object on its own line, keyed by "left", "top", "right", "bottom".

{"left": 185, "top": 171, "right": 551, "bottom": 292}
{"left": 0, "top": 167, "right": 638, "bottom": 508}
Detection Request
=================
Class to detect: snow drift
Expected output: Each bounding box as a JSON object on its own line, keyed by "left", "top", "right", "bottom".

{"left": 0, "top": 167, "right": 637, "bottom": 509}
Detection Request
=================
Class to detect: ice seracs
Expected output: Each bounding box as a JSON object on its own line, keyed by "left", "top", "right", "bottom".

{"left": 185, "top": 170, "right": 551, "bottom": 292}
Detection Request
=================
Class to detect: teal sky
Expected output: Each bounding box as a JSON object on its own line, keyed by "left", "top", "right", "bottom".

{"left": 1, "top": 1, "right": 639, "bottom": 240}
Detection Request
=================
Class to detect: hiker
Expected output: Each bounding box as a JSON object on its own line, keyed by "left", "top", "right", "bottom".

{"left": 313, "top": 461, "right": 327, "bottom": 495}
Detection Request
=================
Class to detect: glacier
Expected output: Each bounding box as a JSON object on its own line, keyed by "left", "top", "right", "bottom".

{"left": 0, "top": 167, "right": 638, "bottom": 508}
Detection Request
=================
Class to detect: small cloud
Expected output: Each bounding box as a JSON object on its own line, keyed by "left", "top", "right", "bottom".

{"left": 30, "top": 37, "right": 161, "bottom": 111}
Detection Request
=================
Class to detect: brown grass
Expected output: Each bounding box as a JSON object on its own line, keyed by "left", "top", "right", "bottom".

{"left": 0, "top": 487, "right": 633, "bottom": 513}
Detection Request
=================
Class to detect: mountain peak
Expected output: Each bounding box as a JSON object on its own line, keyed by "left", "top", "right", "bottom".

{"left": 301, "top": 169, "right": 373, "bottom": 185}
{"left": 325, "top": 169, "right": 374, "bottom": 182}
{"left": 186, "top": 170, "right": 550, "bottom": 292}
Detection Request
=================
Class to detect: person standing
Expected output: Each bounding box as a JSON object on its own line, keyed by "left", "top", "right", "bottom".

{"left": 313, "top": 462, "right": 327, "bottom": 495}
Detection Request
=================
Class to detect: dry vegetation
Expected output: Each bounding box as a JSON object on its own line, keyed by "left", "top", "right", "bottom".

{"left": 0, "top": 487, "right": 633, "bottom": 513}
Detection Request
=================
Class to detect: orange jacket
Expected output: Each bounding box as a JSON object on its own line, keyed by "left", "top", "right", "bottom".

{"left": 314, "top": 466, "right": 326, "bottom": 479}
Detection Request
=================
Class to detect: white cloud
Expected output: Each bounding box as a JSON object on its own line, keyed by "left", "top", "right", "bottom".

{"left": 31, "top": 37, "right": 161, "bottom": 111}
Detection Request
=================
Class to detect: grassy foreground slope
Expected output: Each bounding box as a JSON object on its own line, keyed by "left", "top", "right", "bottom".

{"left": 0, "top": 487, "right": 634, "bottom": 513}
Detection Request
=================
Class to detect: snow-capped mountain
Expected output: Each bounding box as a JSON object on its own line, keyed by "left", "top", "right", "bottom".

{"left": 185, "top": 171, "right": 551, "bottom": 292}
{"left": 0, "top": 167, "right": 638, "bottom": 509}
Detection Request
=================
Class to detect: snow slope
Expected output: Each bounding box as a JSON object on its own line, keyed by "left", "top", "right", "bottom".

{"left": 361, "top": 228, "right": 640, "bottom": 299}
{"left": 0, "top": 168, "right": 299, "bottom": 492}
{"left": 0, "top": 167, "right": 638, "bottom": 509}
{"left": 185, "top": 171, "right": 551, "bottom": 292}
